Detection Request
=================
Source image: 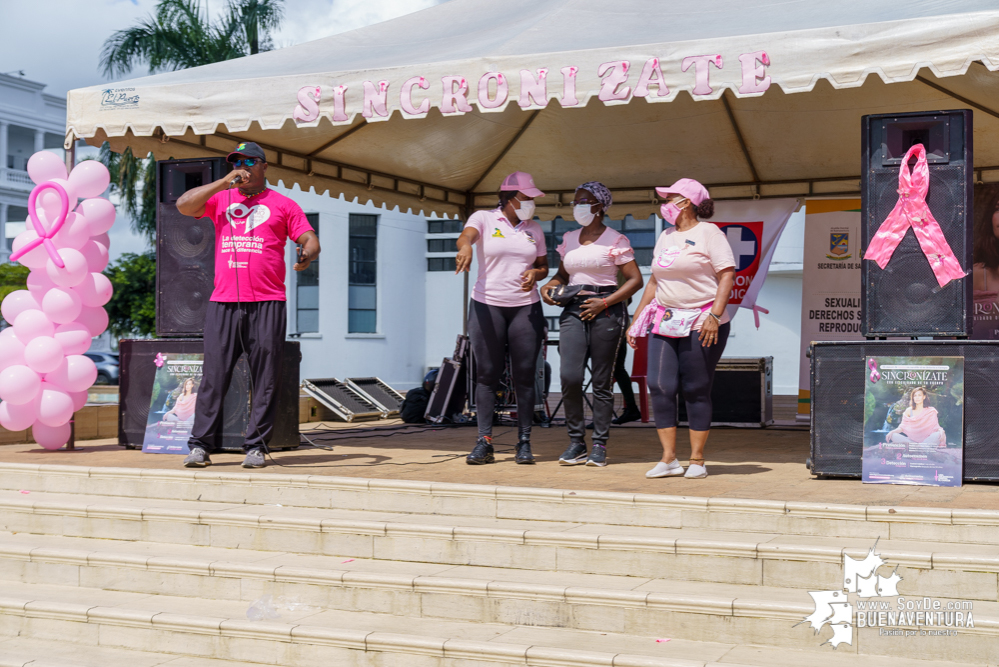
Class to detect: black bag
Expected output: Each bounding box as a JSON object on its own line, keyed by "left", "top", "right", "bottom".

{"left": 400, "top": 388, "right": 431, "bottom": 423}
{"left": 549, "top": 284, "right": 583, "bottom": 306}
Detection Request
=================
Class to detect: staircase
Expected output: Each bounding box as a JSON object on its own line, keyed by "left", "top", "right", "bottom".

{"left": 0, "top": 462, "right": 996, "bottom": 666}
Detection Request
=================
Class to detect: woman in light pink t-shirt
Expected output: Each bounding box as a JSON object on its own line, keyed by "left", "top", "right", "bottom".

{"left": 540, "top": 181, "right": 643, "bottom": 468}
{"left": 454, "top": 172, "right": 549, "bottom": 466}
{"left": 627, "top": 179, "right": 735, "bottom": 481}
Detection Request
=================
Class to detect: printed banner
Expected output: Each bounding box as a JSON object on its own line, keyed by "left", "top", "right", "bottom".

{"left": 798, "top": 199, "right": 865, "bottom": 416}
{"left": 862, "top": 356, "right": 964, "bottom": 487}
{"left": 141, "top": 353, "right": 203, "bottom": 455}
{"left": 973, "top": 183, "right": 999, "bottom": 339}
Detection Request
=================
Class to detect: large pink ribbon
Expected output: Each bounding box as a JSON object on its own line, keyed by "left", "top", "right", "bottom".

{"left": 863, "top": 144, "right": 964, "bottom": 288}
{"left": 10, "top": 181, "right": 69, "bottom": 268}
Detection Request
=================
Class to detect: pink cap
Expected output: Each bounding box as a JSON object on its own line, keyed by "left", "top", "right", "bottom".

{"left": 500, "top": 171, "right": 545, "bottom": 198}
{"left": 655, "top": 178, "right": 709, "bottom": 206}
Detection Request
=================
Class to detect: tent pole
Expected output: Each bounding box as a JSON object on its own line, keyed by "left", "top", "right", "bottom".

{"left": 468, "top": 109, "right": 542, "bottom": 193}
{"left": 915, "top": 75, "right": 999, "bottom": 122}
{"left": 721, "top": 92, "right": 760, "bottom": 188}
{"left": 462, "top": 193, "right": 476, "bottom": 336}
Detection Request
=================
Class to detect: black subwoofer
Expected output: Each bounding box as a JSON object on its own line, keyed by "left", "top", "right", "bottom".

{"left": 860, "top": 110, "right": 973, "bottom": 337}
{"left": 809, "top": 340, "right": 999, "bottom": 481}
{"left": 118, "top": 338, "right": 300, "bottom": 451}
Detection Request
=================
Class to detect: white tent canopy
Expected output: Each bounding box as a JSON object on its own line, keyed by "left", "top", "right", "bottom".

{"left": 67, "top": 0, "right": 999, "bottom": 219}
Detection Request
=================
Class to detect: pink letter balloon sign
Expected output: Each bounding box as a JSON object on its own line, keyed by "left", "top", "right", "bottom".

{"left": 1, "top": 152, "right": 113, "bottom": 449}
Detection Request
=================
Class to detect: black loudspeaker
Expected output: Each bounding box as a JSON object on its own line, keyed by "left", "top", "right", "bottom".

{"left": 156, "top": 158, "right": 231, "bottom": 337}
{"left": 679, "top": 357, "right": 773, "bottom": 427}
{"left": 809, "top": 341, "right": 999, "bottom": 481}
{"left": 861, "top": 110, "right": 973, "bottom": 337}
{"left": 118, "top": 338, "right": 301, "bottom": 451}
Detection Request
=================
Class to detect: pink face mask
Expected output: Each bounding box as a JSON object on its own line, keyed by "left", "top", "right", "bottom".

{"left": 660, "top": 198, "right": 687, "bottom": 225}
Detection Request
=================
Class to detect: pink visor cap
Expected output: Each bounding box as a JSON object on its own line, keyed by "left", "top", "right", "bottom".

{"left": 501, "top": 171, "right": 545, "bottom": 198}
{"left": 655, "top": 178, "right": 709, "bottom": 206}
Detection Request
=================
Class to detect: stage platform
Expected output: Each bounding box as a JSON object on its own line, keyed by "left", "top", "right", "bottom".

{"left": 1, "top": 416, "right": 997, "bottom": 510}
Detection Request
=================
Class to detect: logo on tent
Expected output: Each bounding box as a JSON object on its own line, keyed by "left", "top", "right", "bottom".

{"left": 712, "top": 221, "right": 762, "bottom": 306}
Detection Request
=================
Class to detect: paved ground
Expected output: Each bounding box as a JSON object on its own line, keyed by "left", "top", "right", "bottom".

{"left": 2, "top": 418, "right": 998, "bottom": 510}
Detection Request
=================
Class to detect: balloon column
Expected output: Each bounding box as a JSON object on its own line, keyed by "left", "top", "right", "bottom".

{"left": 0, "top": 152, "right": 114, "bottom": 449}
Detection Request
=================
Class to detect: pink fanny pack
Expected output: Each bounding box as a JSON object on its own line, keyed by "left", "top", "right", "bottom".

{"left": 629, "top": 302, "right": 712, "bottom": 339}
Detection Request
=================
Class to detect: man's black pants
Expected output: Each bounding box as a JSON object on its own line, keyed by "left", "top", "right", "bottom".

{"left": 188, "top": 301, "right": 286, "bottom": 453}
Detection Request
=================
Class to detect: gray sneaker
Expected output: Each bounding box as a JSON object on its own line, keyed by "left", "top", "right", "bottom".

{"left": 183, "top": 447, "right": 211, "bottom": 468}
{"left": 241, "top": 447, "right": 266, "bottom": 469}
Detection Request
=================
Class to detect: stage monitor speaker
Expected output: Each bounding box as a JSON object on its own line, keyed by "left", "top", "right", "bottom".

{"left": 678, "top": 357, "right": 773, "bottom": 427}
{"left": 809, "top": 340, "right": 999, "bottom": 481}
{"left": 861, "top": 109, "right": 973, "bottom": 337}
{"left": 118, "top": 338, "right": 300, "bottom": 451}
{"left": 155, "top": 158, "right": 231, "bottom": 337}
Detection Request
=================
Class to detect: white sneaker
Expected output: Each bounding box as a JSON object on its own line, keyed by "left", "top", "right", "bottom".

{"left": 646, "top": 460, "right": 684, "bottom": 478}
{"left": 684, "top": 463, "right": 708, "bottom": 478}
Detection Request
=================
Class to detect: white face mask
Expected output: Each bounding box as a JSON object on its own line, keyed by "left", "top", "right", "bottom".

{"left": 574, "top": 204, "right": 597, "bottom": 226}
{"left": 514, "top": 199, "right": 536, "bottom": 221}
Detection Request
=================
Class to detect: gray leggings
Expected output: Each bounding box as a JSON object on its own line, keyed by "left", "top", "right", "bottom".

{"left": 647, "top": 324, "right": 729, "bottom": 431}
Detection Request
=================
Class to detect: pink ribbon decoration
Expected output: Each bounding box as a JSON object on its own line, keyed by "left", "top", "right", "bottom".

{"left": 868, "top": 358, "right": 880, "bottom": 383}
{"left": 10, "top": 181, "right": 69, "bottom": 268}
{"left": 154, "top": 353, "right": 167, "bottom": 368}
{"left": 862, "top": 144, "right": 965, "bottom": 288}
{"left": 751, "top": 304, "right": 770, "bottom": 329}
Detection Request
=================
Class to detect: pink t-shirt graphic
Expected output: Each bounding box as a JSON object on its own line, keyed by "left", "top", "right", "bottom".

{"left": 202, "top": 189, "right": 314, "bottom": 302}
{"left": 465, "top": 208, "right": 547, "bottom": 307}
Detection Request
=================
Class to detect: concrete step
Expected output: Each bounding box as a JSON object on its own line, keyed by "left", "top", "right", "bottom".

{"left": 1, "top": 488, "right": 998, "bottom": 600}
{"left": 1, "top": 530, "right": 994, "bottom": 658}
{"left": 3, "top": 462, "right": 999, "bottom": 545}
{"left": 0, "top": 582, "right": 992, "bottom": 666}
{"left": 0, "top": 636, "right": 247, "bottom": 667}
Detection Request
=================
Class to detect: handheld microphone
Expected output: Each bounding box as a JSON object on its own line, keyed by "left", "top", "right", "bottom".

{"left": 230, "top": 173, "right": 243, "bottom": 186}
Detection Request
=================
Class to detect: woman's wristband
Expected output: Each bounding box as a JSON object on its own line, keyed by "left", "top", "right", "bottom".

{"left": 602, "top": 298, "right": 609, "bottom": 310}
{"left": 708, "top": 311, "right": 722, "bottom": 321}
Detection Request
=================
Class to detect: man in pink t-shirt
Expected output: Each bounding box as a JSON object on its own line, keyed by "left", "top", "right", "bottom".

{"left": 175, "top": 141, "right": 320, "bottom": 469}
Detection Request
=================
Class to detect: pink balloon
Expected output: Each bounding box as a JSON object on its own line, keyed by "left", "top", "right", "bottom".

{"left": 53, "top": 322, "right": 92, "bottom": 356}
{"left": 69, "top": 161, "right": 111, "bottom": 199}
{"left": 40, "top": 178, "right": 78, "bottom": 223}
{"left": 46, "top": 355, "right": 97, "bottom": 393}
{"left": 0, "top": 329, "right": 26, "bottom": 371}
{"left": 27, "top": 151, "right": 68, "bottom": 185}
{"left": 23, "top": 336, "right": 65, "bottom": 374}
{"left": 41, "top": 287, "right": 83, "bottom": 324}
{"left": 26, "top": 270, "right": 56, "bottom": 301}
{"left": 73, "top": 273, "right": 113, "bottom": 308}
{"left": 13, "top": 309, "right": 55, "bottom": 344}
{"left": 76, "top": 306, "right": 109, "bottom": 337}
{"left": 11, "top": 230, "right": 49, "bottom": 269}
{"left": 0, "top": 399, "right": 36, "bottom": 432}
{"left": 52, "top": 212, "right": 90, "bottom": 251}
{"left": 1, "top": 290, "right": 40, "bottom": 324}
{"left": 0, "top": 365, "right": 42, "bottom": 405}
{"left": 92, "top": 232, "right": 111, "bottom": 250}
{"left": 77, "top": 198, "right": 115, "bottom": 235}
{"left": 36, "top": 381, "right": 74, "bottom": 427}
{"left": 46, "top": 248, "right": 88, "bottom": 288}
{"left": 80, "top": 239, "right": 110, "bottom": 273}
{"left": 32, "top": 421, "right": 71, "bottom": 450}
{"left": 69, "top": 390, "right": 88, "bottom": 411}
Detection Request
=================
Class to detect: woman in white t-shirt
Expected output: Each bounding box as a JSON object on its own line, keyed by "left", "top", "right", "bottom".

{"left": 626, "top": 179, "right": 735, "bottom": 479}
{"left": 540, "top": 182, "right": 643, "bottom": 467}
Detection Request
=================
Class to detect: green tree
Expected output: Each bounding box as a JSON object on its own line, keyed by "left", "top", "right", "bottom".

{"left": 97, "top": 0, "right": 285, "bottom": 242}
{"left": 103, "top": 252, "right": 157, "bottom": 337}
{"left": 0, "top": 264, "right": 30, "bottom": 326}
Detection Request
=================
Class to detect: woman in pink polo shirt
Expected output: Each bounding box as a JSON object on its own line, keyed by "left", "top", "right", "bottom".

{"left": 540, "top": 182, "right": 643, "bottom": 467}
{"left": 455, "top": 172, "right": 549, "bottom": 465}
{"left": 627, "top": 179, "right": 735, "bottom": 480}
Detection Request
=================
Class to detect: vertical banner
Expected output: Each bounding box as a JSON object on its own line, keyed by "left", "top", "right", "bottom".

{"left": 798, "top": 199, "right": 864, "bottom": 417}
{"left": 142, "top": 353, "right": 204, "bottom": 455}
{"left": 862, "top": 356, "right": 964, "bottom": 487}
{"left": 972, "top": 183, "right": 999, "bottom": 339}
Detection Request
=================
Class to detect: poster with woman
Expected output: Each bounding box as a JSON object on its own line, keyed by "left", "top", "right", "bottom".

{"left": 973, "top": 183, "right": 999, "bottom": 339}
{"left": 862, "top": 356, "right": 963, "bottom": 486}
{"left": 141, "top": 353, "right": 203, "bottom": 455}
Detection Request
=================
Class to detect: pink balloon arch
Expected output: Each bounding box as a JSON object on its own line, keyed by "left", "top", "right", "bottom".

{"left": 0, "top": 152, "right": 114, "bottom": 450}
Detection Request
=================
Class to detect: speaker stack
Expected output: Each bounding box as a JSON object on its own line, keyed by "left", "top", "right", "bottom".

{"left": 810, "top": 109, "right": 999, "bottom": 481}
{"left": 116, "top": 159, "right": 301, "bottom": 451}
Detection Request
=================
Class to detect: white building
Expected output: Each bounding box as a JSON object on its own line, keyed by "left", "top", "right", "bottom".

{"left": 0, "top": 73, "right": 67, "bottom": 263}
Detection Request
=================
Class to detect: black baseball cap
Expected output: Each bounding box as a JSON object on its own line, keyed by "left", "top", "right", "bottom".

{"left": 226, "top": 141, "right": 266, "bottom": 163}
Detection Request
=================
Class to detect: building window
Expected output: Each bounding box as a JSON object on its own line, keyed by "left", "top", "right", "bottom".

{"left": 295, "top": 213, "right": 320, "bottom": 333}
{"left": 427, "top": 257, "right": 457, "bottom": 272}
{"left": 426, "top": 238, "right": 454, "bottom": 253}
{"left": 348, "top": 214, "right": 378, "bottom": 333}
{"left": 540, "top": 217, "right": 578, "bottom": 270}
{"left": 428, "top": 219, "right": 463, "bottom": 233}
{"left": 617, "top": 215, "right": 657, "bottom": 266}
{"left": 546, "top": 316, "right": 560, "bottom": 333}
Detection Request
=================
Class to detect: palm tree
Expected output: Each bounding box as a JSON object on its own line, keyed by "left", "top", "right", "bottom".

{"left": 98, "top": 0, "right": 285, "bottom": 242}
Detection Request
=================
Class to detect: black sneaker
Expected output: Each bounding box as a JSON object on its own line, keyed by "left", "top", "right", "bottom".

{"left": 515, "top": 438, "right": 535, "bottom": 464}
{"left": 586, "top": 444, "right": 607, "bottom": 467}
{"left": 466, "top": 437, "right": 495, "bottom": 465}
{"left": 183, "top": 446, "right": 211, "bottom": 468}
{"left": 558, "top": 442, "right": 588, "bottom": 466}
{"left": 612, "top": 407, "right": 643, "bottom": 425}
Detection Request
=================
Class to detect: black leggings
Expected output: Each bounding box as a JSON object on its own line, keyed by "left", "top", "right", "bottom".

{"left": 647, "top": 324, "right": 729, "bottom": 431}
{"left": 468, "top": 299, "right": 546, "bottom": 438}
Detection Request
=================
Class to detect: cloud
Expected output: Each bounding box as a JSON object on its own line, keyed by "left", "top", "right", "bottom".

{"left": 273, "top": 0, "right": 447, "bottom": 48}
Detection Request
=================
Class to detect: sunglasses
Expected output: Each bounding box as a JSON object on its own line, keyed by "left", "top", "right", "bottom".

{"left": 232, "top": 158, "right": 261, "bottom": 168}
